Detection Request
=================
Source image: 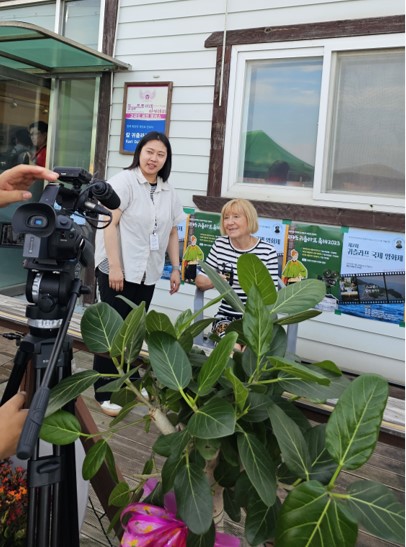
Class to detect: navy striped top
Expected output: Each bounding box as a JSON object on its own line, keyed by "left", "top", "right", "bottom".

{"left": 204, "top": 236, "right": 279, "bottom": 320}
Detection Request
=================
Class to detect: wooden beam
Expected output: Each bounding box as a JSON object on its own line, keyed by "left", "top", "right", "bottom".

{"left": 205, "top": 15, "right": 405, "bottom": 47}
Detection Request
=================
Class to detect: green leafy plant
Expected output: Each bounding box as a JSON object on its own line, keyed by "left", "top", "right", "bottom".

{"left": 40, "top": 254, "right": 405, "bottom": 546}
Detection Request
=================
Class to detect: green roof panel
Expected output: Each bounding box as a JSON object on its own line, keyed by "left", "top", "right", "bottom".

{"left": 0, "top": 21, "right": 130, "bottom": 74}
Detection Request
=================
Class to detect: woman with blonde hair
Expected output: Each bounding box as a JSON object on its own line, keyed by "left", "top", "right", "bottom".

{"left": 195, "top": 198, "right": 278, "bottom": 342}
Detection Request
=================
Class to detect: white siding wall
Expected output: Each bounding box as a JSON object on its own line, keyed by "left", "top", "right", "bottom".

{"left": 107, "top": 0, "right": 405, "bottom": 385}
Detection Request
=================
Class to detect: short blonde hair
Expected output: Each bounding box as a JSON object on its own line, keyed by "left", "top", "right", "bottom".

{"left": 220, "top": 199, "right": 259, "bottom": 235}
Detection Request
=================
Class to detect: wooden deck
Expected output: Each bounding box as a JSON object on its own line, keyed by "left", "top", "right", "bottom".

{"left": 0, "top": 327, "right": 404, "bottom": 547}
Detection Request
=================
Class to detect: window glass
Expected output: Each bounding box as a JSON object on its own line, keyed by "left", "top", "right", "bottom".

{"left": 239, "top": 58, "right": 322, "bottom": 188}
{"left": 64, "top": 0, "right": 101, "bottom": 49}
{"left": 326, "top": 49, "right": 404, "bottom": 197}
{"left": 53, "top": 78, "right": 98, "bottom": 171}
{"left": 0, "top": 3, "right": 55, "bottom": 30}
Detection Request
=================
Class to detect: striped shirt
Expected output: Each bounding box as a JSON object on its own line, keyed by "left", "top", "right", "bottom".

{"left": 204, "top": 236, "right": 279, "bottom": 320}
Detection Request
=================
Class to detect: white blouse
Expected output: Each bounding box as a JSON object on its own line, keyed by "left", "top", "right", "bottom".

{"left": 95, "top": 167, "right": 185, "bottom": 285}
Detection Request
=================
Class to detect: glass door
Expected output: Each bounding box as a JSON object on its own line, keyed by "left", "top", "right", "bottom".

{"left": 0, "top": 76, "right": 50, "bottom": 294}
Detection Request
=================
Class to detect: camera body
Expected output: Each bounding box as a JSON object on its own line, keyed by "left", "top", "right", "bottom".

{"left": 11, "top": 167, "right": 119, "bottom": 317}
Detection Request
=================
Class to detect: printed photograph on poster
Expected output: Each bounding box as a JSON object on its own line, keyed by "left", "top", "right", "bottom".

{"left": 283, "top": 223, "right": 344, "bottom": 311}
{"left": 340, "top": 272, "right": 404, "bottom": 304}
{"left": 338, "top": 228, "right": 405, "bottom": 324}
{"left": 181, "top": 212, "right": 221, "bottom": 284}
{"left": 120, "top": 82, "right": 173, "bottom": 154}
{"left": 255, "top": 219, "right": 287, "bottom": 276}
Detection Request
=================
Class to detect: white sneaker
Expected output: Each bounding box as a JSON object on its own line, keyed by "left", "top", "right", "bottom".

{"left": 99, "top": 401, "right": 122, "bottom": 417}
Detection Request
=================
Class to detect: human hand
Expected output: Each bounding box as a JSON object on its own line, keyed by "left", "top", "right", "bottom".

{"left": 169, "top": 270, "right": 181, "bottom": 295}
{"left": 0, "top": 164, "right": 59, "bottom": 207}
{"left": 108, "top": 266, "right": 124, "bottom": 292}
{"left": 0, "top": 392, "right": 28, "bottom": 459}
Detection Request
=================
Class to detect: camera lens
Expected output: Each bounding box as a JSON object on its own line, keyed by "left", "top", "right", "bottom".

{"left": 28, "top": 215, "right": 48, "bottom": 228}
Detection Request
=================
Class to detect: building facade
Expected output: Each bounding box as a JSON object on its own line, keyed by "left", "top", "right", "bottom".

{"left": 0, "top": 0, "right": 404, "bottom": 383}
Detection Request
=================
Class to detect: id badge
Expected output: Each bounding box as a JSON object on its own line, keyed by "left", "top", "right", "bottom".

{"left": 150, "top": 233, "right": 159, "bottom": 250}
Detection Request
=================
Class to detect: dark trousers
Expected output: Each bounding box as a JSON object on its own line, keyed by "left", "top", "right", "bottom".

{"left": 93, "top": 269, "right": 155, "bottom": 402}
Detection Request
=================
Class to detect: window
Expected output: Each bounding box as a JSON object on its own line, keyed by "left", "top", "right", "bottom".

{"left": 239, "top": 57, "right": 322, "bottom": 188}
{"left": 325, "top": 49, "right": 404, "bottom": 198}
{"left": 223, "top": 35, "right": 404, "bottom": 209}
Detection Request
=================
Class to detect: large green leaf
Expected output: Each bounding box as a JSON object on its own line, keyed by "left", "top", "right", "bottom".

{"left": 279, "top": 369, "right": 350, "bottom": 402}
{"left": 237, "top": 253, "right": 277, "bottom": 305}
{"left": 237, "top": 432, "right": 276, "bottom": 506}
{"left": 346, "top": 480, "right": 405, "bottom": 543}
{"left": 271, "top": 279, "right": 326, "bottom": 316}
{"left": 80, "top": 302, "right": 123, "bottom": 353}
{"left": 268, "top": 324, "right": 287, "bottom": 358}
{"left": 242, "top": 391, "right": 273, "bottom": 423}
{"left": 244, "top": 285, "right": 274, "bottom": 357}
{"left": 245, "top": 496, "right": 281, "bottom": 546}
{"left": 275, "top": 480, "right": 358, "bottom": 547}
{"left": 195, "top": 438, "right": 221, "bottom": 460}
{"left": 199, "top": 261, "right": 245, "bottom": 313}
{"left": 40, "top": 410, "right": 81, "bottom": 444}
{"left": 224, "top": 367, "right": 249, "bottom": 413}
{"left": 306, "top": 425, "right": 337, "bottom": 484}
{"left": 146, "top": 309, "right": 177, "bottom": 337}
{"left": 326, "top": 374, "right": 388, "bottom": 470}
{"left": 95, "top": 368, "right": 134, "bottom": 393}
{"left": 272, "top": 358, "right": 331, "bottom": 385}
{"left": 174, "top": 308, "right": 194, "bottom": 335}
{"left": 108, "top": 481, "right": 132, "bottom": 508}
{"left": 46, "top": 370, "right": 100, "bottom": 416}
{"left": 153, "top": 430, "right": 190, "bottom": 457}
{"left": 276, "top": 309, "right": 322, "bottom": 325}
{"left": 147, "top": 331, "right": 192, "bottom": 390}
{"left": 186, "top": 523, "right": 216, "bottom": 547}
{"left": 197, "top": 332, "right": 238, "bottom": 396}
{"left": 268, "top": 402, "right": 312, "bottom": 479}
{"left": 174, "top": 462, "right": 213, "bottom": 535}
{"left": 161, "top": 451, "right": 186, "bottom": 494}
{"left": 181, "top": 318, "right": 214, "bottom": 342}
{"left": 110, "top": 302, "right": 145, "bottom": 361}
{"left": 82, "top": 439, "right": 108, "bottom": 480}
{"left": 187, "top": 398, "right": 236, "bottom": 439}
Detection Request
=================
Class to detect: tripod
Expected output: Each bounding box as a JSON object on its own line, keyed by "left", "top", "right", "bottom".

{"left": 1, "top": 277, "right": 86, "bottom": 547}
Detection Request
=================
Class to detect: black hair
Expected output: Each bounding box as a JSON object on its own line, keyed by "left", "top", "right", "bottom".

{"left": 126, "top": 131, "right": 172, "bottom": 182}
{"left": 29, "top": 121, "right": 48, "bottom": 134}
{"left": 15, "top": 128, "right": 32, "bottom": 147}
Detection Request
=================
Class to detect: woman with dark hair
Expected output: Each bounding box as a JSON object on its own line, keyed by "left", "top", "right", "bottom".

{"left": 29, "top": 121, "right": 48, "bottom": 167}
{"left": 93, "top": 131, "right": 185, "bottom": 416}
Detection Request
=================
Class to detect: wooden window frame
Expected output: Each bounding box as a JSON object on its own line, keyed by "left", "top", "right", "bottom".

{"left": 195, "top": 15, "right": 405, "bottom": 232}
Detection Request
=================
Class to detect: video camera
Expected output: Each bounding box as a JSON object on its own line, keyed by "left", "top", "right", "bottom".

{"left": 11, "top": 167, "right": 120, "bottom": 319}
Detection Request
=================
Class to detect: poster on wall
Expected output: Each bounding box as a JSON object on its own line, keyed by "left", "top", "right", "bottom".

{"left": 338, "top": 228, "right": 405, "bottom": 324}
{"left": 120, "top": 82, "right": 173, "bottom": 154}
{"left": 162, "top": 212, "right": 287, "bottom": 284}
{"left": 282, "top": 223, "right": 344, "bottom": 311}
{"left": 181, "top": 212, "right": 221, "bottom": 284}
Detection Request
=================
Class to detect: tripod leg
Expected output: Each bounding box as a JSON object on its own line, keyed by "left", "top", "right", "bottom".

{"left": 0, "top": 346, "right": 31, "bottom": 405}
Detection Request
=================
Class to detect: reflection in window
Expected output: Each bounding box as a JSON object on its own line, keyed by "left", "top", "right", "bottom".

{"left": 327, "top": 49, "right": 404, "bottom": 197}
{"left": 240, "top": 58, "right": 322, "bottom": 187}
{"left": 64, "top": 0, "right": 101, "bottom": 50}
